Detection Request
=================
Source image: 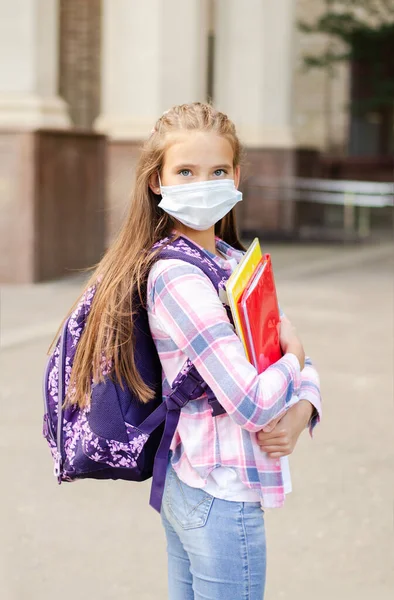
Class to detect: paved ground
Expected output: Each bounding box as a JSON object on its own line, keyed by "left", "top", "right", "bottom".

{"left": 1, "top": 240, "right": 393, "bottom": 600}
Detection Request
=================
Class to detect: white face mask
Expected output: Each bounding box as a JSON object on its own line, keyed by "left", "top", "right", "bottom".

{"left": 158, "top": 178, "right": 242, "bottom": 231}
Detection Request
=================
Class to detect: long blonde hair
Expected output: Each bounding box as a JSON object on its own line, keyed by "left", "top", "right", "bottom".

{"left": 62, "top": 102, "right": 245, "bottom": 408}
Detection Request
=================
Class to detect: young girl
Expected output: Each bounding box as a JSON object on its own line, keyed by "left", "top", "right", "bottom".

{"left": 69, "top": 102, "right": 321, "bottom": 599}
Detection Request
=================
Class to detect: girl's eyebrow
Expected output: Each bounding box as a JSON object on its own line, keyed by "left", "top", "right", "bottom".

{"left": 212, "top": 164, "right": 232, "bottom": 170}
{"left": 172, "top": 163, "right": 232, "bottom": 171}
{"left": 172, "top": 164, "right": 199, "bottom": 170}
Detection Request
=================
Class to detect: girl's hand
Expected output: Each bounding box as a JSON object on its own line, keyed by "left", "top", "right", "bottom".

{"left": 256, "top": 400, "right": 313, "bottom": 458}
{"left": 279, "top": 316, "right": 305, "bottom": 370}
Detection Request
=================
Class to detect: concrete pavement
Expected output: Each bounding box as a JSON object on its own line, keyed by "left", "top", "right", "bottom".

{"left": 1, "top": 240, "right": 393, "bottom": 600}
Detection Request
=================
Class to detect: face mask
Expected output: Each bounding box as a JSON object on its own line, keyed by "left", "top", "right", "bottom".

{"left": 158, "top": 178, "right": 242, "bottom": 231}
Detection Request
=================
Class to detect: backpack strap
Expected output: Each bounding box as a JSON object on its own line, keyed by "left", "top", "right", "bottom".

{"left": 141, "top": 236, "right": 233, "bottom": 512}
{"left": 137, "top": 362, "right": 208, "bottom": 512}
{"left": 157, "top": 237, "right": 228, "bottom": 418}
{"left": 157, "top": 236, "right": 227, "bottom": 294}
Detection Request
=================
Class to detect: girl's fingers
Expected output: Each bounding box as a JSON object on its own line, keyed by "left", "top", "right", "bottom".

{"left": 259, "top": 445, "right": 286, "bottom": 453}
{"left": 258, "top": 435, "right": 288, "bottom": 447}
{"left": 261, "top": 416, "right": 282, "bottom": 432}
{"left": 257, "top": 429, "right": 287, "bottom": 442}
{"left": 267, "top": 451, "right": 286, "bottom": 458}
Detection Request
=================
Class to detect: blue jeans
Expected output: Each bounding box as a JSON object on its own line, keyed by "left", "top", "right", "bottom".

{"left": 161, "top": 462, "right": 267, "bottom": 600}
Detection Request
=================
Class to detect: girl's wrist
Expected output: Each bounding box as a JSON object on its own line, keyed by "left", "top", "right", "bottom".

{"left": 294, "top": 400, "right": 314, "bottom": 428}
{"left": 286, "top": 343, "right": 305, "bottom": 371}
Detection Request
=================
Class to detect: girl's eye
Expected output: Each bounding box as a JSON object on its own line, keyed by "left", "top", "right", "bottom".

{"left": 214, "top": 169, "right": 227, "bottom": 177}
{"left": 179, "top": 169, "right": 192, "bottom": 177}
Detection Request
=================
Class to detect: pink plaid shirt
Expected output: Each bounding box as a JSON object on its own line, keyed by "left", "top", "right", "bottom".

{"left": 147, "top": 237, "right": 322, "bottom": 508}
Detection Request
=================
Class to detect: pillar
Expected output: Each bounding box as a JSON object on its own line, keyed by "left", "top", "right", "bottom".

{"left": 214, "top": 0, "right": 296, "bottom": 235}
{"left": 0, "top": 0, "right": 71, "bottom": 129}
{"left": 95, "top": 0, "right": 209, "bottom": 139}
{"left": 0, "top": 0, "right": 106, "bottom": 283}
{"left": 95, "top": 0, "right": 210, "bottom": 242}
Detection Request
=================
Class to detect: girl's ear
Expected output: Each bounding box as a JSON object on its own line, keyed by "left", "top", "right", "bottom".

{"left": 149, "top": 172, "right": 161, "bottom": 196}
{"left": 234, "top": 166, "right": 241, "bottom": 189}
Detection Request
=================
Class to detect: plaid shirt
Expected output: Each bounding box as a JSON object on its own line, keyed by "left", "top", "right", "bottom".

{"left": 147, "top": 237, "right": 322, "bottom": 508}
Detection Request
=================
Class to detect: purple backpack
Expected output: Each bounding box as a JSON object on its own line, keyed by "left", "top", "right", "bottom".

{"left": 42, "top": 236, "right": 230, "bottom": 512}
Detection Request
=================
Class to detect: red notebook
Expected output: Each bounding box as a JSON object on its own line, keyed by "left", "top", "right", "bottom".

{"left": 238, "top": 254, "right": 282, "bottom": 373}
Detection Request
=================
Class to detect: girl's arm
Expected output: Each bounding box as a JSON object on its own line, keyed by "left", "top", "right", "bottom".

{"left": 150, "top": 261, "right": 306, "bottom": 433}
{"left": 263, "top": 356, "right": 322, "bottom": 435}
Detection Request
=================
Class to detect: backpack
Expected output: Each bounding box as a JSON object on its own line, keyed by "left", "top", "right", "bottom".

{"left": 42, "top": 235, "right": 231, "bottom": 512}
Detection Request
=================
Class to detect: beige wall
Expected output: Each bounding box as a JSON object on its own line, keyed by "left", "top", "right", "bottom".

{"left": 293, "top": 0, "right": 349, "bottom": 153}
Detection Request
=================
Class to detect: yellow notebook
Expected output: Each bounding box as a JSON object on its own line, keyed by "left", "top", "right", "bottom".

{"left": 226, "top": 238, "right": 262, "bottom": 358}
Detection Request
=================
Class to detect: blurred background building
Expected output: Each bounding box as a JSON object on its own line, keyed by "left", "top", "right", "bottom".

{"left": 0, "top": 0, "right": 393, "bottom": 283}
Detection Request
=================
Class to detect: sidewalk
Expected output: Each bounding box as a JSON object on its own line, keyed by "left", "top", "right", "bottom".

{"left": 1, "top": 241, "right": 393, "bottom": 600}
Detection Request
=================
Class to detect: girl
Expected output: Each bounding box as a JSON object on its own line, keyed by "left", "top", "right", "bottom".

{"left": 68, "top": 102, "right": 321, "bottom": 599}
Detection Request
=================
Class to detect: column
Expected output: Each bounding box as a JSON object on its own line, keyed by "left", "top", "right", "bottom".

{"left": 214, "top": 0, "right": 295, "bottom": 148}
{"left": 96, "top": 0, "right": 210, "bottom": 244}
{"left": 95, "top": 0, "right": 209, "bottom": 139}
{"left": 0, "top": 0, "right": 71, "bottom": 129}
{"left": 0, "top": 0, "right": 108, "bottom": 284}
{"left": 214, "top": 0, "right": 296, "bottom": 233}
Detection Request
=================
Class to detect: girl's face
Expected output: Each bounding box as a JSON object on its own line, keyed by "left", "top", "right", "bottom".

{"left": 150, "top": 130, "right": 240, "bottom": 191}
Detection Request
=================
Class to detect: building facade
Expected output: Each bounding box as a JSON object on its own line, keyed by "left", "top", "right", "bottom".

{"left": 0, "top": 0, "right": 386, "bottom": 282}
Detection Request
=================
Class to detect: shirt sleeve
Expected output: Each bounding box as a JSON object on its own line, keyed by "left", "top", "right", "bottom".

{"left": 149, "top": 261, "right": 303, "bottom": 433}
{"left": 300, "top": 356, "right": 322, "bottom": 436}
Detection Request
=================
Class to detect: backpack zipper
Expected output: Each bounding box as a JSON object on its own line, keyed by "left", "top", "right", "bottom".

{"left": 42, "top": 356, "right": 56, "bottom": 444}
{"left": 54, "top": 318, "right": 69, "bottom": 481}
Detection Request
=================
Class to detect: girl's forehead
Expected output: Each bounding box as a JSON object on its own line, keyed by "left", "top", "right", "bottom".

{"left": 163, "top": 131, "right": 233, "bottom": 167}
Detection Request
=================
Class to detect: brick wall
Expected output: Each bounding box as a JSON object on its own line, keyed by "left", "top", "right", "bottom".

{"left": 0, "top": 130, "right": 106, "bottom": 283}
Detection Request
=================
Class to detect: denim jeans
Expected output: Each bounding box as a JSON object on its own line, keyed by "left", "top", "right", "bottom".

{"left": 161, "top": 461, "right": 267, "bottom": 600}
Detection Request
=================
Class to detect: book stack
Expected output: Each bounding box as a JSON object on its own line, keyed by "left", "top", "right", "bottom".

{"left": 226, "top": 239, "right": 282, "bottom": 373}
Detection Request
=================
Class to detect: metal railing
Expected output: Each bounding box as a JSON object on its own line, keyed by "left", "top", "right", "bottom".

{"left": 247, "top": 176, "right": 394, "bottom": 237}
